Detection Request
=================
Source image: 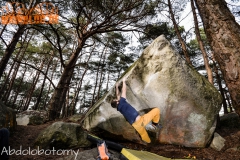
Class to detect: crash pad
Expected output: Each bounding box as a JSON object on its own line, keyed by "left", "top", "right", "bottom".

{"left": 121, "top": 148, "right": 188, "bottom": 160}
{"left": 87, "top": 134, "right": 191, "bottom": 160}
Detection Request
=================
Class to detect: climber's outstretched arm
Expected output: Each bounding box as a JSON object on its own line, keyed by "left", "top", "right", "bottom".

{"left": 121, "top": 77, "right": 127, "bottom": 99}
{"left": 115, "top": 82, "right": 120, "bottom": 101}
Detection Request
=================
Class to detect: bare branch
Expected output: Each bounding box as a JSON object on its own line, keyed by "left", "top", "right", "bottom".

{"left": 15, "top": 60, "right": 56, "bottom": 89}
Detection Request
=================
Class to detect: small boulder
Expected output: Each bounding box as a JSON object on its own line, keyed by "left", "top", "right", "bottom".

{"left": 16, "top": 110, "right": 47, "bottom": 126}
{"left": 67, "top": 114, "right": 84, "bottom": 123}
{"left": 210, "top": 132, "right": 226, "bottom": 151}
{"left": 34, "top": 121, "right": 91, "bottom": 150}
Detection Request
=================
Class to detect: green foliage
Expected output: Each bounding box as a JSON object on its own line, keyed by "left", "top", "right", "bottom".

{"left": 106, "top": 32, "right": 129, "bottom": 53}
{"left": 66, "top": 0, "right": 161, "bottom": 34}
{"left": 140, "top": 23, "right": 176, "bottom": 44}
{"left": 74, "top": 0, "right": 158, "bottom": 19}
{"left": 11, "top": 77, "right": 32, "bottom": 95}
{"left": 31, "top": 86, "right": 48, "bottom": 98}
{"left": 187, "top": 28, "right": 210, "bottom": 56}
{"left": 88, "top": 32, "right": 133, "bottom": 76}
{"left": 138, "top": 22, "right": 186, "bottom": 52}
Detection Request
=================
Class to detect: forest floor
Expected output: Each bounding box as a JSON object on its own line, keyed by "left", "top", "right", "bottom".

{"left": 8, "top": 120, "right": 240, "bottom": 160}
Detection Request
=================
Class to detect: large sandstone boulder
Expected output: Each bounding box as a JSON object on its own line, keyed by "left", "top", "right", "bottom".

{"left": 82, "top": 35, "right": 222, "bottom": 147}
{"left": 34, "top": 122, "right": 91, "bottom": 149}
{"left": 0, "top": 101, "right": 17, "bottom": 131}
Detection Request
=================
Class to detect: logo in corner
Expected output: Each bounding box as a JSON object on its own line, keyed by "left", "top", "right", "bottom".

{"left": 0, "top": 1, "right": 59, "bottom": 25}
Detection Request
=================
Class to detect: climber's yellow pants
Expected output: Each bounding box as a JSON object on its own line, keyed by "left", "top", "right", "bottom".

{"left": 132, "top": 108, "right": 160, "bottom": 143}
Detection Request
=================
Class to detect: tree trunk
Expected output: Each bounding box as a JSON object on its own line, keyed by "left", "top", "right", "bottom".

{"left": 97, "top": 51, "right": 107, "bottom": 100}
{"left": 0, "top": 55, "right": 18, "bottom": 99}
{"left": 48, "top": 45, "right": 83, "bottom": 120}
{"left": 0, "top": 29, "right": 31, "bottom": 98}
{"left": 17, "top": 97, "right": 25, "bottom": 113}
{"left": 47, "top": 61, "right": 75, "bottom": 120}
{"left": 43, "top": 60, "right": 58, "bottom": 110}
{"left": 11, "top": 65, "right": 27, "bottom": 108}
{"left": 168, "top": 0, "right": 192, "bottom": 66}
{"left": 70, "top": 51, "right": 93, "bottom": 115}
{"left": 225, "top": 93, "right": 233, "bottom": 112}
{"left": 0, "top": 25, "right": 26, "bottom": 79}
{"left": 105, "top": 71, "right": 110, "bottom": 91}
{"left": 1, "top": 31, "right": 32, "bottom": 102}
{"left": 213, "top": 62, "right": 228, "bottom": 114}
{"left": 194, "top": 0, "right": 240, "bottom": 115}
{"left": 34, "top": 55, "right": 52, "bottom": 110}
{"left": 90, "top": 50, "right": 105, "bottom": 107}
{"left": 0, "top": 25, "right": 7, "bottom": 38}
{"left": 190, "top": 0, "right": 213, "bottom": 84}
{"left": 61, "top": 89, "right": 69, "bottom": 118}
{"left": 22, "top": 59, "right": 44, "bottom": 111}
{"left": 2, "top": 51, "right": 24, "bottom": 102}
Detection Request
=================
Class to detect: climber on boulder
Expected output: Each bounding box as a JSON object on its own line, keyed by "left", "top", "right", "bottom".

{"left": 111, "top": 77, "right": 161, "bottom": 143}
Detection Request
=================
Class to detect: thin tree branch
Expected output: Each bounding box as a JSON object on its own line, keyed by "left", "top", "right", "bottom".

{"left": 15, "top": 60, "right": 56, "bottom": 89}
